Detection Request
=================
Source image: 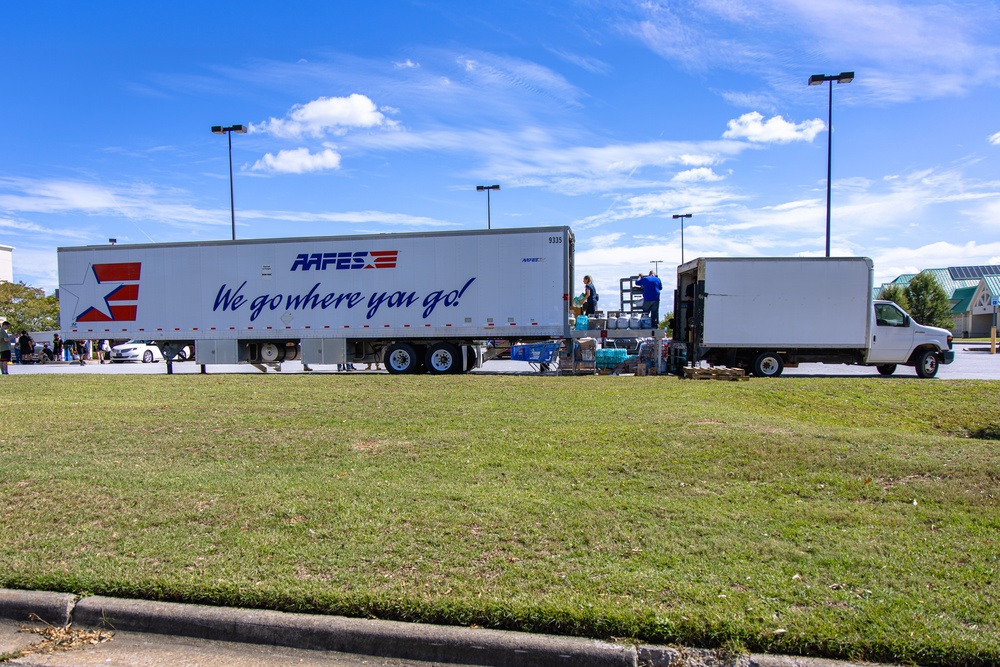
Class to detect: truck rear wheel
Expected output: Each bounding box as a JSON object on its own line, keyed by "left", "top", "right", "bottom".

{"left": 876, "top": 364, "right": 896, "bottom": 376}
{"left": 752, "top": 351, "right": 784, "bottom": 377}
{"left": 425, "top": 342, "right": 460, "bottom": 374}
{"left": 915, "top": 350, "right": 939, "bottom": 379}
{"left": 384, "top": 342, "right": 420, "bottom": 374}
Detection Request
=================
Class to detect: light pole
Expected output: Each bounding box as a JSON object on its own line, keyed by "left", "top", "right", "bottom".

{"left": 650, "top": 260, "right": 664, "bottom": 275}
{"left": 672, "top": 213, "right": 692, "bottom": 264}
{"left": 211, "top": 124, "right": 247, "bottom": 240}
{"left": 476, "top": 184, "right": 500, "bottom": 229}
{"left": 808, "top": 71, "right": 853, "bottom": 257}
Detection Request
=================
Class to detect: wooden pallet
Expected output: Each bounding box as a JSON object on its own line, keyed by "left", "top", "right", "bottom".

{"left": 681, "top": 366, "right": 748, "bottom": 381}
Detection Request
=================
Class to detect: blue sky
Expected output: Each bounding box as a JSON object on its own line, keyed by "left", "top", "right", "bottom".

{"left": 2, "top": 0, "right": 1000, "bottom": 303}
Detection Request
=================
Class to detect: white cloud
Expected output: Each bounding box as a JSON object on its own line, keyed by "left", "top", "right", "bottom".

{"left": 250, "top": 148, "right": 342, "bottom": 174}
{"left": 723, "top": 112, "right": 824, "bottom": 143}
{"left": 393, "top": 59, "right": 419, "bottom": 69}
{"left": 673, "top": 167, "right": 724, "bottom": 183}
{"left": 990, "top": 131, "right": 1000, "bottom": 146}
{"left": 251, "top": 94, "right": 394, "bottom": 139}
{"left": 624, "top": 0, "right": 1000, "bottom": 104}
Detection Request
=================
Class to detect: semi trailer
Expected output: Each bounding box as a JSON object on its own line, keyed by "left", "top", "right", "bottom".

{"left": 58, "top": 227, "right": 575, "bottom": 373}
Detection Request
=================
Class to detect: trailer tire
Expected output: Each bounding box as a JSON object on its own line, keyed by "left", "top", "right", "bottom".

{"left": 426, "top": 342, "right": 460, "bottom": 374}
{"left": 915, "top": 350, "right": 939, "bottom": 379}
{"left": 260, "top": 343, "right": 285, "bottom": 363}
{"left": 752, "top": 351, "right": 784, "bottom": 377}
{"left": 876, "top": 364, "right": 896, "bottom": 376}
{"left": 384, "top": 342, "right": 420, "bottom": 374}
{"left": 283, "top": 344, "right": 299, "bottom": 361}
{"left": 464, "top": 346, "right": 478, "bottom": 373}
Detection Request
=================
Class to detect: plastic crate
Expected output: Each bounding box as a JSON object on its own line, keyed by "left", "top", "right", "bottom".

{"left": 510, "top": 342, "right": 560, "bottom": 363}
{"left": 595, "top": 348, "right": 628, "bottom": 369}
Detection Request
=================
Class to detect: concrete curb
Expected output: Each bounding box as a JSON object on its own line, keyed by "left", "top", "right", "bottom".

{"left": 0, "top": 589, "right": 75, "bottom": 627}
{"left": 0, "top": 589, "right": 894, "bottom": 667}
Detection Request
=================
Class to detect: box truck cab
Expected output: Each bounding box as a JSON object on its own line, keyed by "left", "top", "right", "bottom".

{"left": 868, "top": 300, "right": 954, "bottom": 377}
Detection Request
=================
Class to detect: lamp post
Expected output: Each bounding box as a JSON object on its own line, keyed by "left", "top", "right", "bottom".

{"left": 476, "top": 184, "right": 500, "bottom": 230}
{"left": 808, "top": 71, "right": 853, "bottom": 257}
{"left": 650, "top": 260, "right": 664, "bottom": 275}
{"left": 211, "top": 124, "right": 247, "bottom": 240}
{"left": 672, "top": 213, "right": 692, "bottom": 264}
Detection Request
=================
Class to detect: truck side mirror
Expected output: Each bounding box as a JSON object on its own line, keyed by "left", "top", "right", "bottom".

{"left": 904, "top": 315, "right": 911, "bottom": 327}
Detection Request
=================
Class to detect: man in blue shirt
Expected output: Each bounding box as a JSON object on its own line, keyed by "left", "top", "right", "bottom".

{"left": 635, "top": 270, "right": 663, "bottom": 328}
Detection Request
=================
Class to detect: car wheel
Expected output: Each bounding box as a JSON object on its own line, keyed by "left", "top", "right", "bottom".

{"left": 142, "top": 350, "right": 153, "bottom": 363}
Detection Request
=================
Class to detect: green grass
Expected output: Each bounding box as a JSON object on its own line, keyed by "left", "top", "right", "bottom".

{"left": 1, "top": 375, "right": 999, "bottom": 666}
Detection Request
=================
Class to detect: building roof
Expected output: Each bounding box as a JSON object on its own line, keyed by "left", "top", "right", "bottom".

{"left": 921, "top": 268, "right": 980, "bottom": 299}
{"left": 950, "top": 285, "right": 977, "bottom": 314}
{"left": 985, "top": 275, "right": 1000, "bottom": 298}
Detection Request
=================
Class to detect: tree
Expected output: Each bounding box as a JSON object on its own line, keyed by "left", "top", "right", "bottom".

{"left": 904, "top": 273, "right": 953, "bottom": 329}
{"left": 879, "top": 284, "right": 910, "bottom": 312}
{"left": 0, "top": 281, "right": 60, "bottom": 332}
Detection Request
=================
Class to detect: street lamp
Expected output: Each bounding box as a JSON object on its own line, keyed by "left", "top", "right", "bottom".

{"left": 808, "top": 71, "right": 854, "bottom": 257}
{"left": 211, "top": 124, "right": 247, "bottom": 240}
{"left": 672, "top": 213, "right": 692, "bottom": 264}
{"left": 476, "top": 184, "right": 500, "bottom": 230}
{"left": 650, "top": 260, "right": 664, "bottom": 275}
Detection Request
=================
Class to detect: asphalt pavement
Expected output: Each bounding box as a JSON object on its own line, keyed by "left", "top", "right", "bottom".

{"left": 4, "top": 342, "right": 999, "bottom": 379}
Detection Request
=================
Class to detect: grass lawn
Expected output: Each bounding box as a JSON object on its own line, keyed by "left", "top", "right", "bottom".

{"left": 1, "top": 374, "right": 998, "bottom": 666}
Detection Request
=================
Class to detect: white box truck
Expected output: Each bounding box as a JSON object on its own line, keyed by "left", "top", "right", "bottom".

{"left": 57, "top": 227, "right": 574, "bottom": 373}
{"left": 669, "top": 257, "right": 955, "bottom": 378}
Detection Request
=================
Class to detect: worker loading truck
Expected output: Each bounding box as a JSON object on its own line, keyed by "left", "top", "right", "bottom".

{"left": 668, "top": 257, "right": 954, "bottom": 378}
{"left": 57, "top": 227, "right": 575, "bottom": 374}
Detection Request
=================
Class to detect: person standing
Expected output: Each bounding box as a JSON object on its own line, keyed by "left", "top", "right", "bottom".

{"left": 53, "top": 334, "right": 63, "bottom": 360}
{"left": 0, "top": 321, "right": 12, "bottom": 374}
{"left": 582, "top": 275, "right": 598, "bottom": 316}
{"left": 18, "top": 331, "right": 34, "bottom": 363}
{"left": 635, "top": 270, "right": 663, "bottom": 328}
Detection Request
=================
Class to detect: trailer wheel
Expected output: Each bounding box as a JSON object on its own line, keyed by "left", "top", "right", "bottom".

{"left": 384, "top": 342, "right": 420, "bottom": 374}
{"left": 464, "top": 345, "right": 478, "bottom": 373}
{"left": 283, "top": 344, "right": 299, "bottom": 361}
{"left": 915, "top": 350, "right": 939, "bottom": 379}
{"left": 752, "top": 351, "right": 784, "bottom": 377}
{"left": 260, "top": 342, "right": 285, "bottom": 363}
{"left": 426, "top": 342, "right": 460, "bottom": 374}
{"left": 876, "top": 364, "right": 896, "bottom": 376}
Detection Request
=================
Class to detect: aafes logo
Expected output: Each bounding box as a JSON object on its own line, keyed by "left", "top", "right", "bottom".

{"left": 291, "top": 250, "right": 398, "bottom": 271}
{"left": 76, "top": 262, "right": 141, "bottom": 322}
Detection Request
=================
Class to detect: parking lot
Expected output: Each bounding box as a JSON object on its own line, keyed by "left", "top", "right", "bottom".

{"left": 5, "top": 342, "right": 998, "bottom": 380}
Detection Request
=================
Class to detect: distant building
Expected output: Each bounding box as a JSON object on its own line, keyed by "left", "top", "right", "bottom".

{"left": 877, "top": 264, "right": 1000, "bottom": 337}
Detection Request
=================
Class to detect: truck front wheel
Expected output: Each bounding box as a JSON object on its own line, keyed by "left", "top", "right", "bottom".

{"left": 752, "top": 351, "right": 784, "bottom": 378}
{"left": 384, "top": 342, "right": 420, "bottom": 374}
{"left": 915, "top": 350, "right": 939, "bottom": 379}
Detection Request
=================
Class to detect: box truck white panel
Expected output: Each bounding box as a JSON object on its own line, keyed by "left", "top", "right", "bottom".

{"left": 57, "top": 227, "right": 573, "bottom": 371}
{"left": 701, "top": 257, "right": 871, "bottom": 348}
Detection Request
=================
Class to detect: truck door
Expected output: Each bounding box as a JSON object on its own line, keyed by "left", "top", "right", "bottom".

{"left": 867, "top": 302, "right": 915, "bottom": 363}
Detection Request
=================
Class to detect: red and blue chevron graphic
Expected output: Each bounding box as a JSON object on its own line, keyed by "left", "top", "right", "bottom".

{"left": 75, "top": 262, "right": 142, "bottom": 322}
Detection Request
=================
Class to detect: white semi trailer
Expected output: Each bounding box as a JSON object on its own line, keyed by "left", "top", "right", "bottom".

{"left": 57, "top": 227, "right": 575, "bottom": 373}
{"left": 669, "top": 257, "right": 955, "bottom": 378}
